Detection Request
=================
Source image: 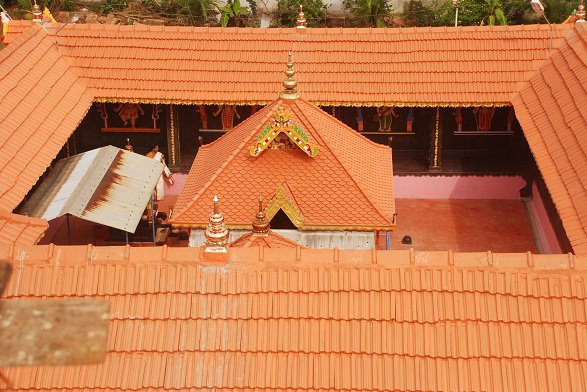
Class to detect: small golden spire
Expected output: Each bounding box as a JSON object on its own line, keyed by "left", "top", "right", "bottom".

{"left": 296, "top": 5, "right": 307, "bottom": 28}
{"left": 32, "top": 1, "right": 42, "bottom": 22}
{"left": 280, "top": 51, "right": 301, "bottom": 100}
{"left": 252, "top": 198, "right": 270, "bottom": 235}
{"left": 204, "top": 195, "right": 229, "bottom": 248}
{"left": 577, "top": 0, "right": 585, "bottom": 22}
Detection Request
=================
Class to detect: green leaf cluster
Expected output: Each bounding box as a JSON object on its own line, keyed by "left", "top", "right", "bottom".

{"left": 342, "top": 0, "right": 393, "bottom": 27}
{"left": 273, "top": 0, "right": 327, "bottom": 27}
{"left": 219, "top": 0, "right": 250, "bottom": 26}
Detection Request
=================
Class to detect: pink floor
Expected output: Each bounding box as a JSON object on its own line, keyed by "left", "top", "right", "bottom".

{"left": 391, "top": 199, "right": 537, "bottom": 252}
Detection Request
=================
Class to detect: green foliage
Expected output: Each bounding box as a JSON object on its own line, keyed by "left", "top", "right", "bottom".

{"left": 273, "top": 0, "right": 327, "bottom": 27}
{"left": 175, "top": 0, "right": 218, "bottom": 25}
{"left": 100, "top": 0, "right": 129, "bottom": 14}
{"left": 219, "top": 0, "right": 249, "bottom": 26}
{"left": 434, "top": 0, "right": 529, "bottom": 26}
{"left": 401, "top": 0, "right": 435, "bottom": 26}
{"left": 544, "top": 0, "right": 577, "bottom": 23}
{"left": 342, "top": 0, "right": 393, "bottom": 27}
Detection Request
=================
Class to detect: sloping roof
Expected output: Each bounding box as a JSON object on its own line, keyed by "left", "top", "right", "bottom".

{"left": 511, "top": 24, "right": 587, "bottom": 255}
{"left": 2, "top": 21, "right": 574, "bottom": 106}
{"left": 19, "top": 146, "right": 163, "bottom": 232}
{"left": 0, "top": 25, "right": 94, "bottom": 212}
{"left": 0, "top": 208, "right": 47, "bottom": 246}
{"left": 230, "top": 230, "right": 301, "bottom": 248}
{"left": 171, "top": 98, "right": 394, "bottom": 230}
{"left": 1, "top": 244, "right": 586, "bottom": 391}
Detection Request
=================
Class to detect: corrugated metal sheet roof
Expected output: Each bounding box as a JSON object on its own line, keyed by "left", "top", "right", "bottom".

{"left": 20, "top": 146, "right": 163, "bottom": 233}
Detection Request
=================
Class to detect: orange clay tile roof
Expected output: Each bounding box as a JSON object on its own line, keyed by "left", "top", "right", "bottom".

{"left": 230, "top": 230, "right": 302, "bottom": 248}
{"left": 1, "top": 244, "right": 587, "bottom": 391}
{"left": 512, "top": 24, "right": 587, "bottom": 255}
{"left": 0, "top": 25, "right": 94, "bottom": 211}
{"left": 0, "top": 208, "right": 47, "bottom": 246}
{"left": 2, "top": 21, "right": 575, "bottom": 106}
{"left": 171, "top": 98, "right": 394, "bottom": 230}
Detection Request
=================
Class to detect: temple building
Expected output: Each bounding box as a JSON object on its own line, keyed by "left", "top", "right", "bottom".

{"left": 171, "top": 55, "right": 395, "bottom": 249}
{"left": 0, "top": 14, "right": 587, "bottom": 391}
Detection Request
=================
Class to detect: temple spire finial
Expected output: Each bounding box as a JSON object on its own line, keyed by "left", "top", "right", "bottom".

{"left": 205, "top": 194, "right": 229, "bottom": 250}
{"left": 296, "top": 5, "right": 307, "bottom": 28}
{"left": 252, "top": 198, "right": 270, "bottom": 235}
{"left": 280, "top": 51, "right": 301, "bottom": 100}
{"left": 32, "top": 0, "right": 42, "bottom": 22}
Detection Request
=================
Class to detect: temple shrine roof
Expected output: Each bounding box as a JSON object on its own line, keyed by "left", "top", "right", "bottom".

{"left": 512, "top": 23, "right": 587, "bottom": 254}
{"left": 171, "top": 86, "right": 395, "bottom": 230}
{"left": 1, "top": 243, "right": 586, "bottom": 391}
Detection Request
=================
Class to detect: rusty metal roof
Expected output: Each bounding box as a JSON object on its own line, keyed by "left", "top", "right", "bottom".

{"left": 20, "top": 146, "right": 163, "bottom": 233}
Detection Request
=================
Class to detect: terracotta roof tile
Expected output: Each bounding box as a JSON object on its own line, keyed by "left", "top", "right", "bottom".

{"left": 511, "top": 24, "right": 587, "bottom": 255}
{"left": 172, "top": 98, "right": 394, "bottom": 230}
{"left": 0, "top": 25, "right": 94, "bottom": 211}
{"left": 1, "top": 245, "right": 587, "bottom": 390}
{"left": 3, "top": 22, "right": 573, "bottom": 106}
{"left": 0, "top": 208, "right": 47, "bottom": 246}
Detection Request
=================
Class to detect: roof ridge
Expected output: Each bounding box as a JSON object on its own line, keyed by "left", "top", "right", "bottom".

{"left": 172, "top": 103, "right": 279, "bottom": 222}
{"left": 295, "top": 101, "right": 393, "bottom": 226}
{"left": 2, "top": 245, "right": 586, "bottom": 272}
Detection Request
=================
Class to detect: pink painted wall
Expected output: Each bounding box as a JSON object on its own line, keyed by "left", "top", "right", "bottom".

{"left": 164, "top": 173, "right": 187, "bottom": 196}
{"left": 527, "top": 183, "right": 562, "bottom": 254}
{"left": 393, "top": 175, "right": 526, "bottom": 199}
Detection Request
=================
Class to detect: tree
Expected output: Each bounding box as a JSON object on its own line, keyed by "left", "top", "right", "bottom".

{"left": 175, "top": 0, "right": 218, "bottom": 25}
{"left": 342, "top": 0, "right": 393, "bottom": 27}
{"left": 434, "top": 0, "right": 529, "bottom": 26}
{"left": 401, "top": 0, "right": 436, "bottom": 26}
{"left": 273, "top": 0, "right": 327, "bottom": 26}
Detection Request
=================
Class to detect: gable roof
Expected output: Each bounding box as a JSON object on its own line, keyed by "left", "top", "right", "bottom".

{"left": 230, "top": 230, "right": 301, "bottom": 248}
{"left": 512, "top": 24, "right": 587, "bottom": 255}
{"left": 171, "top": 98, "right": 394, "bottom": 230}
{"left": 0, "top": 208, "right": 47, "bottom": 246}
{"left": 1, "top": 244, "right": 586, "bottom": 391}
{"left": 2, "top": 21, "right": 574, "bottom": 107}
{"left": 0, "top": 25, "right": 94, "bottom": 211}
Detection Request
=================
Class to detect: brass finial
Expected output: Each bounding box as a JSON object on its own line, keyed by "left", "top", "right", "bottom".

{"left": 252, "top": 198, "right": 270, "bottom": 235}
{"left": 296, "top": 5, "right": 307, "bottom": 28}
{"left": 32, "top": 1, "right": 42, "bottom": 21}
{"left": 204, "top": 194, "right": 229, "bottom": 248}
{"left": 577, "top": 0, "right": 586, "bottom": 22}
{"left": 280, "top": 51, "right": 301, "bottom": 100}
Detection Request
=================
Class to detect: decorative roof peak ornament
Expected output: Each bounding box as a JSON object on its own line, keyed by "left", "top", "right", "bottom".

{"left": 32, "top": 1, "right": 42, "bottom": 22}
{"left": 296, "top": 5, "right": 307, "bottom": 28}
{"left": 280, "top": 51, "right": 300, "bottom": 100}
{"left": 252, "top": 198, "right": 270, "bottom": 235}
{"left": 204, "top": 194, "right": 229, "bottom": 252}
{"left": 249, "top": 106, "right": 319, "bottom": 157}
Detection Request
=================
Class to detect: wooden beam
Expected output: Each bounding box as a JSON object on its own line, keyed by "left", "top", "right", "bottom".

{"left": 101, "top": 127, "right": 160, "bottom": 133}
{"left": 0, "top": 299, "right": 110, "bottom": 367}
